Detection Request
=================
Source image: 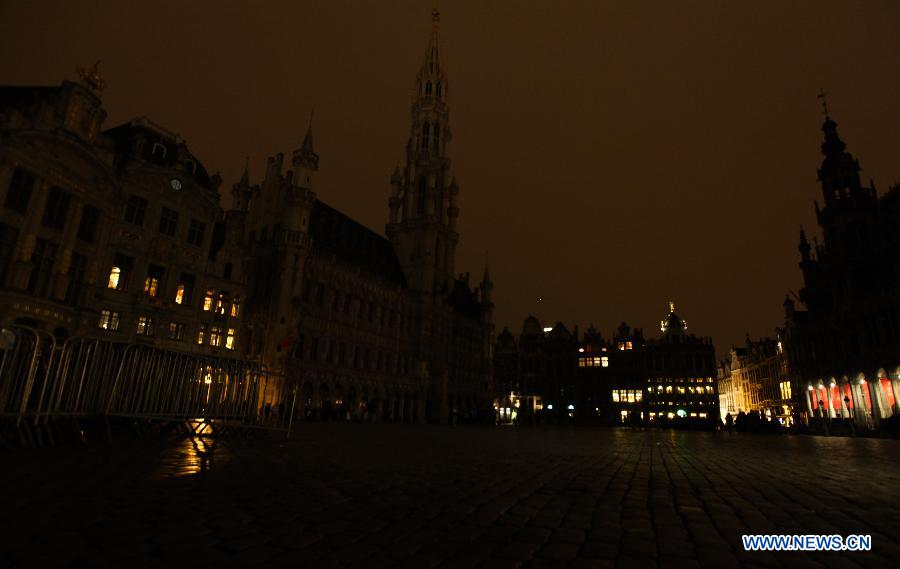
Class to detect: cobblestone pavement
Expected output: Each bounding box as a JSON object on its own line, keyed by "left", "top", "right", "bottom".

{"left": 1, "top": 425, "right": 898, "bottom": 569}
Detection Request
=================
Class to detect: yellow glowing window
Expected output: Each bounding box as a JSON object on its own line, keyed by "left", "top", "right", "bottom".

{"left": 578, "top": 358, "right": 586, "bottom": 368}
{"left": 612, "top": 391, "right": 620, "bottom": 402}
{"left": 230, "top": 297, "right": 241, "bottom": 318}
{"left": 625, "top": 341, "right": 633, "bottom": 350}
{"left": 107, "top": 266, "right": 121, "bottom": 289}
{"left": 136, "top": 316, "right": 153, "bottom": 336}
{"left": 197, "top": 324, "right": 206, "bottom": 345}
{"left": 601, "top": 356, "right": 609, "bottom": 367}
{"left": 666, "top": 386, "right": 673, "bottom": 394}
{"left": 99, "top": 309, "right": 120, "bottom": 331}
{"left": 225, "top": 328, "right": 236, "bottom": 350}
{"left": 215, "top": 293, "right": 227, "bottom": 315}
{"left": 617, "top": 342, "right": 625, "bottom": 351}
{"left": 203, "top": 288, "right": 214, "bottom": 311}
{"left": 209, "top": 326, "right": 222, "bottom": 347}
{"left": 144, "top": 277, "right": 159, "bottom": 297}
{"left": 677, "top": 387, "right": 686, "bottom": 394}
{"left": 175, "top": 284, "right": 185, "bottom": 304}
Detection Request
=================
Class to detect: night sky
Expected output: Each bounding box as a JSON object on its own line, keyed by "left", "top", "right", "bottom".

{"left": 2, "top": 1, "right": 898, "bottom": 354}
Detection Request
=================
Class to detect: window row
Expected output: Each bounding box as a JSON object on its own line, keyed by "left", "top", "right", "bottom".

{"left": 612, "top": 389, "right": 643, "bottom": 403}
{"left": 578, "top": 356, "right": 609, "bottom": 368}
{"left": 99, "top": 310, "right": 236, "bottom": 349}
{"left": 4, "top": 168, "right": 101, "bottom": 242}
{"left": 291, "top": 335, "right": 412, "bottom": 375}
{"left": 302, "top": 281, "right": 408, "bottom": 331}
{"left": 106, "top": 257, "right": 240, "bottom": 316}
{"left": 124, "top": 194, "right": 205, "bottom": 246}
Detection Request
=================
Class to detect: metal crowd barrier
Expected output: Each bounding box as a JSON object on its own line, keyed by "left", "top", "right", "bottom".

{"left": 0, "top": 326, "right": 296, "bottom": 445}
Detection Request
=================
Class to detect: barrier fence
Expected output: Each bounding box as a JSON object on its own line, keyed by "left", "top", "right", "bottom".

{"left": 0, "top": 326, "right": 295, "bottom": 446}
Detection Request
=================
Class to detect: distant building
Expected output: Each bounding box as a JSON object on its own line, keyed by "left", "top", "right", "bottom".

{"left": 493, "top": 303, "right": 718, "bottom": 428}
{"left": 781, "top": 111, "right": 900, "bottom": 429}
{"left": 716, "top": 336, "right": 793, "bottom": 425}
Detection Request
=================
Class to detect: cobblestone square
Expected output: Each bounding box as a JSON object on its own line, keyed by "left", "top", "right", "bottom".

{"left": 1, "top": 426, "right": 898, "bottom": 568}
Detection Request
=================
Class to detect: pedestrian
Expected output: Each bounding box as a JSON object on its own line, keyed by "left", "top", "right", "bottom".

{"left": 725, "top": 412, "right": 734, "bottom": 433}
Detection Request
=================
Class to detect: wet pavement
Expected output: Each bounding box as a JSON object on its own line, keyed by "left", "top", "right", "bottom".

{"left": 1, "top": 424, "right": 898, "bottom": 568}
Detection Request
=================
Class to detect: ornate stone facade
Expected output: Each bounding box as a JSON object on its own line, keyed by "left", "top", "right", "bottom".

{"left": 0, "top": 73, "right": 245, "bottom": 355}
{"left": 781, "top": 111, "right": 900, "bottom": 429}
{"left": 0, "top": 11, "right": 494, "bottom": 425}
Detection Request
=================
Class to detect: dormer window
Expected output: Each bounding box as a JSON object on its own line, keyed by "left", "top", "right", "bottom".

{"left": 151, "top": 142, "right": 167, "bottom": 160}
{"left": 185, "top": 159, "right": 197, "bottom": 174}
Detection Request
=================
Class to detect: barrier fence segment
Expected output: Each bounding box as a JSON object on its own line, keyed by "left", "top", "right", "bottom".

{"left": 0, "top": 327, "right": 296, "bottom": 442}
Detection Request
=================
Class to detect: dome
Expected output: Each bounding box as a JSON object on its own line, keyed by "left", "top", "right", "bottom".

{"left": 660, "top": 301, "right": 687, "bottom": 334}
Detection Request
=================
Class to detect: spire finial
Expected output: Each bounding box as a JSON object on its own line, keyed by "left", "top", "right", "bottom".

{"left": 77, "top": 60, "right": 106, "bottom": 94}
{"left": 432, "top": 1, "right": 440, "bottom": 27}
{"left": 668, "top": 300, "right": 676, "bottom": 313}
{"left": 817, "top": 88, "right": 829, "bottom": 119}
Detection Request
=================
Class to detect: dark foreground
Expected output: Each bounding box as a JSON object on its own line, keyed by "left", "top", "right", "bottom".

{"left": 1, "top": 425, "right": 898, "bottom": 569}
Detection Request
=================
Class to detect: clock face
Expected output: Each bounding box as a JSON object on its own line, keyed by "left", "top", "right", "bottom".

{"left": 170, "top": 178, "right": 183, "bottom": 191}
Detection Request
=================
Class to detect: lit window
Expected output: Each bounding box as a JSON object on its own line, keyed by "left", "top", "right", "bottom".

{"left": 677, "top": 387, "right": 686, "bottom": 395}
{"left": 136, "top": 316, "right": 154, "bottom": 336}
{"left": 143, "top": 265, "right": 164, "bottom": 297}
{"left": 578, "top": 357, "right": 586, "bottom": 368}
{"left": 225, "top": 328, "right": 236, "bottom": 350}
{"left": 230, "top": 296, "right": 241, "bottom": 318}
{"left": 99, "top": 309, "right": 120, "bottom": 331}
{"left": 209, "top": 326, "right": 222, "bottom": 347}
{"left": 592, "top": 357, "right": 601, "bottom": 366}
{"left": 175, "top": 284, "right": 185, "bottom": 304}
{"left": 626, "top": 341, "right": 633, "bottom": 350}
{"left": 612, "top": 391, "right": 620, "bottom": 402}
{"left": 617, "top": 342, "right": 625, "bottom": 351}
{"left": 107, "top": 266, "right": 121, "bottom": 289}
{"left": 601, "top": 356, "right": 609, "bottom": 367}
{"left": 666, "top": 386, "right": 672, "bottom": 394}
{"left": 215, "top": 292, "right": 227, "bottom": 315}
{"left": 203, "top": 288, "right": 215, "bottom": 311}
{"left": 197, "top": 324, "right": 206, "bottom": 345}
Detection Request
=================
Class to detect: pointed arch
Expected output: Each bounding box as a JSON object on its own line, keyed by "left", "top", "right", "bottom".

{"left": 433, "top": 124, "right": 440, "bottom": 153}
{"left": 422, "top": 122, "right": 431, "bottom": 151}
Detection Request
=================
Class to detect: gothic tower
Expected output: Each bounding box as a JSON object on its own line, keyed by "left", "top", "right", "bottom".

{"left": 387, "top": 7, "right": 459, "bottom": 300}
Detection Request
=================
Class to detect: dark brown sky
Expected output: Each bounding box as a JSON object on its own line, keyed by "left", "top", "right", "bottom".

{"left": 2, "top": 1, "right": 899, "bottom": 353}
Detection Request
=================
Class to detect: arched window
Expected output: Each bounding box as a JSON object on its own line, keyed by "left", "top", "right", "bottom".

{"left": 436, "top": 82, "right": 442, "bottom": 98}
{"left": 422, "top": 122, "right": 430, "bottom": 151}
{"left": 433, "top": 124, "right": 440, "bottom": 153}
{"left": 417, "top": 178, "right": 426, "bottom": 215}
{"left": 425, "top": 82, "right": 432, "bottom": 96}
{"left": 223, "top": 262, "right": 233, "bottom": 279}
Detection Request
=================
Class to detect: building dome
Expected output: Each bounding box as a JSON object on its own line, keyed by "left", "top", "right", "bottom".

{"left": 660, "top": 301, "right": 687, "bottom": 334}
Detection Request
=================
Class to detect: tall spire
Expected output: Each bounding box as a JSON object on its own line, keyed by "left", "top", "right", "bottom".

{"left": 301, "top": 109, "right": 315, "bottom": 154}
{"left": 239, "top": 156, "right": 250, "bottom": 187}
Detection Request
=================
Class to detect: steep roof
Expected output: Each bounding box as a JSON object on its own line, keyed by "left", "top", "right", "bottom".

{"left": 308, "top": 200, "right": 405, "bottom": 285}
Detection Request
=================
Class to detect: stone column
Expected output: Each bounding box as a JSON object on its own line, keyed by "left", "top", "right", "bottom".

{"left": 866, "top": 380, "right": 884, "bottom": 424}
{"left": 10, "top": 180, "right": 52, "bottom": 290}
{"left": 890, "top": 374, "right": 900, "bottom": 414}
{"left": 849, "top": 381, "right": 866, "bottom": 428}
{"left": 51, "top": 199, "right": 85, "bottom": 301}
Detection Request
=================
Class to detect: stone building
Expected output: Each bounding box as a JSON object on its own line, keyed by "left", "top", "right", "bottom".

{"left": 494, "top": 303, "right": 718, "bottom": 428}
{"left": 716, "top": 336, "right": 794, "bottom": 425}
{"left": 238, "top": 9, "right": 494, "bottom": 423}
{"left": 780, "top": 109, "right": 900, "bottom": 429}
{"left": 0, "top": 9, "right": 493, "bottom": 426}
{"left": 0, "top": 65, "right": 245, "bottom": 354}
